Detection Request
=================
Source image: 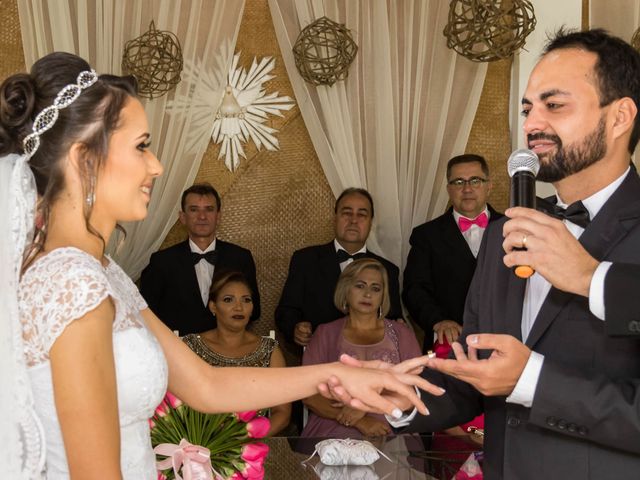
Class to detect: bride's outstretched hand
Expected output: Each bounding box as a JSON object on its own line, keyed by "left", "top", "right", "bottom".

{"left": 316, "top": 358, "right": 445, "bottom": 417}
{"left": 339, "top": 353, "right": 431, "bottom": 375}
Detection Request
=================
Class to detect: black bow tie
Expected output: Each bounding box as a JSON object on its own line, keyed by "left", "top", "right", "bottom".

{"left": 336, "top": 250, "right": 367, "bottom": 263}
{"left": 192, "top": 251, "right": 217, "bottom": 265}
{"left": 536, "top": 196, "right": 591, "bottom": 228}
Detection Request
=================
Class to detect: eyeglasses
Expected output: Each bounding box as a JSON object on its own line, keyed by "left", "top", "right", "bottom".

{"left": 447, "top": 177, "right": 488, "bottom": 189}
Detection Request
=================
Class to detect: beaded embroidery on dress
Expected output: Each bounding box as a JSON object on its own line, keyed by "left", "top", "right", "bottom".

{"left": 19, "top": 247, "right": 168, "bottom": 479}
{"left": 182, "top": 334, "right": 277, "bottom": 367}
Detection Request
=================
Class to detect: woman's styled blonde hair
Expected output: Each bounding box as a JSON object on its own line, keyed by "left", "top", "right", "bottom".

{"left": 334, "top": 258, "right": 390, "bottom": 317}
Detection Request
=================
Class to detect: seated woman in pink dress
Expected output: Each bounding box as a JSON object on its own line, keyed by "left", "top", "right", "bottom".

{"left": 301, "top": 258, "right": 422, "bottom": 438}
{"left": 183, "top": 270, "right": 290, "bottom": 436}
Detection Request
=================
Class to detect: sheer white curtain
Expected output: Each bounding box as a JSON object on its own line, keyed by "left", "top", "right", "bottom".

{"left": 17, "top": 0, "right": 245, "bottom": 279}
{"left": 269, "top": 0, "right": 486, "bottom": 268}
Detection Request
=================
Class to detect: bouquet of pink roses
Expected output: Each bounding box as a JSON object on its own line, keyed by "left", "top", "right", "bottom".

{"left": 150, "top": 392, "right": 270, "bottom": 480}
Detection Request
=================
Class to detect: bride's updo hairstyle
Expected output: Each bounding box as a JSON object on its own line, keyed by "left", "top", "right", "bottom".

{"left": 0, "top": 52, "right": 137, "bottom": 263}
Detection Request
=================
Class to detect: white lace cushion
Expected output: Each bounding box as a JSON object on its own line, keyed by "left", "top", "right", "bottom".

{"left": 315, "top": 464, "right": 379, "bottom": 480}
{"left": 20, "top": 250, "right": 111, "bottom": 366}
{"left": 315, "top": 439, "right": 381, "bottom": 466}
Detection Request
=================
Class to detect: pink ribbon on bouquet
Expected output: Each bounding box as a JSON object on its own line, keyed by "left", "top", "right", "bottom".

{"left": 155, "top": 439, "right": 213, "bottom": 480}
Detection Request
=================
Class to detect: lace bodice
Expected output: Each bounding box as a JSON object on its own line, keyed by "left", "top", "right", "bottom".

{"left": 19, "top": 247, "right": 168, "bottom": 479}
{"left": 20, "top": 248, "right": 146, "bottom": 366}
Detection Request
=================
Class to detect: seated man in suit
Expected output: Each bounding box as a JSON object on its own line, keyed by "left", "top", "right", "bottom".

{"left": 140, "top": 183, "right": 260, "bottom": 335}
{"left": 276, "top": 187, "right": 403, "bottom": 348}
{"left": 403, "top": 154, "right": 502, "bottom": 352}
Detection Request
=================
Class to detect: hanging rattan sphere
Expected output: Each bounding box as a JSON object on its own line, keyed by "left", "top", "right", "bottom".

{"left": 443, "top": 0, "right": 536, "bottom": 62}
{"left": 292, "top": 16, "right": 358, "bottom": 86}
{"left": 632, "top": 27, "right": 640, "bottom": 52}
{"left": 122, "top": 20, "right": 183, "bottom": 99}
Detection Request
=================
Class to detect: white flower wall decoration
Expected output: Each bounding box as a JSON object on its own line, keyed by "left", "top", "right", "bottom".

{"left": 212, "top": 53, "right": 295, "bottom": 171}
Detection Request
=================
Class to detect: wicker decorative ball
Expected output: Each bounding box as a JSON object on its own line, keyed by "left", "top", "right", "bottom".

{"left": 122, "top": 20, "right": 183, "bottom": 99}
{"left": 292, "top": 16, "right": 358, "bottom": 86}
{"left": 443, "top": 0, "right": 536, "bottom": 62}
{"left": 632, "top": 27, "right": 640, "bottom": 52}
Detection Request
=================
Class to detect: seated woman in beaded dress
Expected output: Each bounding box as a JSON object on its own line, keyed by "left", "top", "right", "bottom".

{"left": 183, "top": 270, "right": 291, "bottom": 436}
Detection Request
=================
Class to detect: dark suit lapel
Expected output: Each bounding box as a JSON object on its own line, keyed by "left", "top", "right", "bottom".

{"left": 320, "top": 242, "right": 341, "bottom": 285}
{"left": 526, "top": 170, "right": 640, "bottom": 347}
{"left": 580, "top": 172, "right": 640, "bottom": 260}
{"left": 179, "top": 240, "right": 207, "bottom": 307}
{"left": 443, "top": 209, "right": 476, "bottom": 262}
{"left": 505, "top": 274, "right": 527, "bottom": 341}
{"left": 525, "top": 288, "right": 572, "bottom": 347}
{"left": 487, "top": 204, "right": 504, "bottom": 223}
{"left": 214, "top": 239, "right": 229, "bottom": 270}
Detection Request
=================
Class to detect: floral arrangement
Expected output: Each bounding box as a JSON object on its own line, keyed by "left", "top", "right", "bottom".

{"left": 150, "top": 392, "right": 270, "bottom": 480}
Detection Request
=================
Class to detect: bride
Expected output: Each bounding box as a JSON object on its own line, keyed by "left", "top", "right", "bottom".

{"left": 0, "top": 52, "right": 442, "bottom": 479}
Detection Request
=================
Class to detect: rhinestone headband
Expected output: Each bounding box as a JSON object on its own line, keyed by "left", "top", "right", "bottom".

{"left": 22, "top": 69, "right": 99, "bottom": 158}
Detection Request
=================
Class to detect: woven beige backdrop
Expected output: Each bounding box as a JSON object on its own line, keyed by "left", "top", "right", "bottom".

{"left": 1, "top": 0, "right": 519, "bottom": 354}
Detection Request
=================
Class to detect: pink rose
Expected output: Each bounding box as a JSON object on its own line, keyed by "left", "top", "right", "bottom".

{"left": 148, "top": 418, "right": 155, "bottom": 429}
{"left": 165, "top": 391, "right": 183, "bottom": 409}
{"left": 228, "top": 473, "right": 244, "bottom": 480}
{"left": 239, "top": 458, "right": 265, "bottom": 480}
{"left": 235, "top": 410, "right": 257, "bottom": 422}
{"left": 246, "top": 416, "right": 270, "bottom": 439}
{"left": 157, "top": 472, "right": 167, "bottom": 480}
{"left": 241, "top": 442, "right": 269, "bottom": 462}
{"left": 154, "top": 401, "right": 168, "bottom": 417}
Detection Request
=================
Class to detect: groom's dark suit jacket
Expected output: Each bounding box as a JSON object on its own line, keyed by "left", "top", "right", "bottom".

{"left": 406, "top": 170, "right": 640, "bottom": 479}
{"left": 403, "top": 205, "right": 502, "bottom": 350}
{"left": 140, "top": 239, "right": 260, "bottom": 335}
{"left": 275, "top": 241, "right": 403, "bottom": 344}
{"left": 604, "top": 262, "right": 640, "bottom": 335}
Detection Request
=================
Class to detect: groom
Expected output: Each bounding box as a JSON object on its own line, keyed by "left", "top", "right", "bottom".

{"left": 328, "top": 29, "right": 640, "bottom": 480}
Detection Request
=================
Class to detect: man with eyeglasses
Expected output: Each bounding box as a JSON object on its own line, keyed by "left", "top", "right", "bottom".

{"left": 403, "top": 154, "right": 502, "bottom": 352}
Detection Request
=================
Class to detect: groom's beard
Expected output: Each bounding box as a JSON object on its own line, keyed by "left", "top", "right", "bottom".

{"left": 534, "top": 115, "right": 607, "bottom": 183}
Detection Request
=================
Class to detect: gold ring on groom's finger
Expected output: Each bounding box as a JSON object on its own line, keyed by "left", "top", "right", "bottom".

{"left": 522, "top": 234, "right": 528, "bottom": 248}
{"left": 345, "top": 422, "right": 350, "bottom": 427}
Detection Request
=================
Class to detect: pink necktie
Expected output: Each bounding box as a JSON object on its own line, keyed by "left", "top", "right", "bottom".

{"left": 458, "top": 212, "right": 488, "bottom": 232}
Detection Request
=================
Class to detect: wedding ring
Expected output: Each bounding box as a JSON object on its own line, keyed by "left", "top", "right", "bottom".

{"left": 522, "top": 234, "right": 528, "bottom": 248}
{"left": 344, "top": 422, "right": 350, "bottom": 427}
{"left": 427, "top": 350, "right": 436, "bottom": 359}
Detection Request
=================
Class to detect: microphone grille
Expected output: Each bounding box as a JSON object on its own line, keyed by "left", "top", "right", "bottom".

{"left": 507, "top": 148, "right": 540, "bottom": 178}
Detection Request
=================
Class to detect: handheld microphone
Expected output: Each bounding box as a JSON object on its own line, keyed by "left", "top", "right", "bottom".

{"left": 507, "top": 149, "right": 540, "bottom": 279}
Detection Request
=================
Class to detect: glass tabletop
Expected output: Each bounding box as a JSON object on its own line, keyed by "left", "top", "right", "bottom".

{"left": 263, "top": 434, "right": 482, "bottom": 479}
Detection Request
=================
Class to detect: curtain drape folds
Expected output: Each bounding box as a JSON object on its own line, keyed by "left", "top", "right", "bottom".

{"left": 269, "top": 0, "right": 487, "bottom": 269}
{"left": 17, "top": 0, "right": 245, "bottom": 279}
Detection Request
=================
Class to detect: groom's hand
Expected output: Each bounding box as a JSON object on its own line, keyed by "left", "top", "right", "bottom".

{"left": 426, "top": 334, "right": 530, "bottom": 396}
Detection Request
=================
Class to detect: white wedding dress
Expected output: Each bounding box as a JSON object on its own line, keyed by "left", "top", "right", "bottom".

{"left": 19, "top": 247, "right": 168, "bottom": 479}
